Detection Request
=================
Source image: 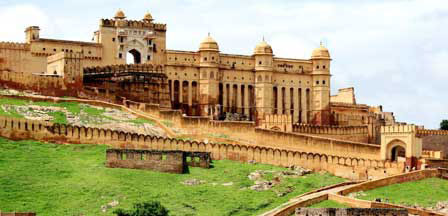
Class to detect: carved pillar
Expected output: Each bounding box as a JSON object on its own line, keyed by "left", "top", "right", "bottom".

{"left": 236, "top": 84, "right": 241, "bottom": 114}
{"left": 244, "top": 84, "right": 249, "bottom": 116}
{"left": 277, "top": 87, "right": 283, "bottom": 115}
{"left": 293, "top": 88, "right": 299, "bottom": 123}
{"left": 285, "top": 87, "right": 291, "bottom": 117}
{"left": 223, "top": 83, "right": 227, "bottom": 113}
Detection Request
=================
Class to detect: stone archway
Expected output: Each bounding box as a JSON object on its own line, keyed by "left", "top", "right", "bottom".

{"left": 385, "top": 139, "right": 407, "bottom": 161}
{"left": 127, "top": 49, "right": 141, "bottom": 64}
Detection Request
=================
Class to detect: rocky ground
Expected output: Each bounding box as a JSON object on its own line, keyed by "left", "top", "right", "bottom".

{"left": 0, "top": 89, "right": 171, "bottom": 137}
{"left": 182, "top": 165, "right": 312, "bottom": 197}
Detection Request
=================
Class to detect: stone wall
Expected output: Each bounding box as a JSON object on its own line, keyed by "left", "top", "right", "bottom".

{"left": 292, "top": 124, "right": 369, "bottom": 143}
{"left": 338, "top": 169, "right": 444, "bottom": 196}
{"left": 295, "top": 208, "right": 407, "bottom": 216}
{"left": 0, "top": 116, "right": 404, "bottom": 180}
{"left": 106, "top": 149, "right": 186, "bottom": 173}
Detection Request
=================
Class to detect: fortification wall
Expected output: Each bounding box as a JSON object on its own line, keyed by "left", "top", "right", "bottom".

{"left": 339, "top": 169, "right": 443, "bottom": 196}
{"left": 292, "top": 124, "right": 369, "bottom": 143}
{"left": 0, "top": 116, "right": 404, "bottom": 180}
{"left": 0, "top": 42, "right": 47, "bottom": 74}
{"left": 0, "top": 70, "right": 71, "bottom": 96}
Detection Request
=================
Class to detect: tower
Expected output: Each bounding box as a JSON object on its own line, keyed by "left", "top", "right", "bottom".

{"left": 97, "top": 9, "right": 167, "bottom": 65}
{"left": 310, "top": 42, "right": 332, "bottom": 125}
{"left": 25, "top": 26, "right": 40, "bottom": 43}
{"left": 198, "top": 34, "right": 220, "bottom": 116}
{"left": 253, "top": 39, "right": 274, "bottom": 119}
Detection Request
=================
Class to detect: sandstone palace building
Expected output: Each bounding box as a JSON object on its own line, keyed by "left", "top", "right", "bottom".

{"left": 0, "top": 10, "right": 334, "bottom": 124}
{"left": 2, "top": 9, "right": 448, "bottom": 173}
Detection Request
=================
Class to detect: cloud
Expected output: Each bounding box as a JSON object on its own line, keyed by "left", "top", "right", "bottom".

{"left": 0, "top": 4, "right": 51, "bottom": 42}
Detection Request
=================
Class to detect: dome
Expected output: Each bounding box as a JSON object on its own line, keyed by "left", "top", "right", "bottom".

{"left": 311, "top": 43, "right": 331, "bottom": 59}
{"left": 143, "top": 12, "right": 153, "bottom": 21}
{"left": 199, "top": 34, "right": 219, "bottom": 51}
{"left": 254, "top": 40, "right": 273, "bottom": 55}
{"left": 114, "top": 9, "right": 126, "bottom": 19}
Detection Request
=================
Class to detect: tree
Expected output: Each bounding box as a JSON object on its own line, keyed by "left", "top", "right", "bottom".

{"left": 441, "top": 120, "right": 448, "bottom": 130}
{"left": 113, "top": 201, "right": 169, "bottom": 216}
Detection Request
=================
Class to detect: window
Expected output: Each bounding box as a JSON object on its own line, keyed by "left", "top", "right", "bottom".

{"left": 259, "top": 61, "right": 262, "bottom": 65}
{"left": 204, "top": 57, "right": 207, "bottom": 61}
{"left": 43, "top": 48, "right": 46, "bottom": 51}
{"left": 316, "top": 65, "right": 319, "bottom": 69}
{"left": 112, "top": 38, "right": 115, "bottom": 42}
{"left": 88, "top": 51, "right": 92, "bottom": 54}
{"left": 212, "top": 56, "right": 215, "bottom": 60}
{"left": 147, "top": 55, "right": 151, "bottom": 61}
{"left": 53, "top": 49, "right": 56, "bottom": 52}
{"left": 316, "top": 81, "right": 319, "bottom": 85}
{"left": 120, "top": 37, "right": 124, "bottom": 43}
{"left": 148, "top": 40, "right": 152, "bottom": 46}
{"left": 322, "top": 80, "right": 326, "bottom": 85}
{"left": 119, "top": 53, "right": 123, "bottom": 59}
{"left": 323, "top": 65, "right": 326, "bottom": 69}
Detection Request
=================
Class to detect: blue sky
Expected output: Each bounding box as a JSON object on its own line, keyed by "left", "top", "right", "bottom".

{"left": 0, "top": 0, "right": 447, "bottom": 128}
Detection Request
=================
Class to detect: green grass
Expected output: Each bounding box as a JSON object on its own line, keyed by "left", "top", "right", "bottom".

{"left": 356, "top": 178, "right": 448, "bottom": 207}
{"left": 308, "top": 200, "right": 349, "bottom": 208}
{"left": 0, "top": 138, "right": 345, "bottom": 216}
{"left": 48, "top": 111, "right": 68, "bottom": 124}
{"left": 126, "top": 118, "right": 155, "bottom": 125}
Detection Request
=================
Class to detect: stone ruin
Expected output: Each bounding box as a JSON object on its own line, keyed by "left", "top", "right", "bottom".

{"left": 105, "top": 149, "right": 211, "bottom": 174}
{"left": 295, "top": 208, "right": 408, "bottom": 216}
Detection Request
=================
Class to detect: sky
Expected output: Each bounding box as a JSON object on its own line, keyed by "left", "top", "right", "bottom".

{"left": 0, "top": 0, "right": 446, "bottom": 129}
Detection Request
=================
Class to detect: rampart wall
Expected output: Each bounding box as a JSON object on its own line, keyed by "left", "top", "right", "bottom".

{"left": 0, "top": 70, "right": 72, "bottom": 96}
{"left": 292, "top": 124, "right": 369, "bottom": 143}
{"left": 0, "top": 116, "right": 404, "bottom": 180}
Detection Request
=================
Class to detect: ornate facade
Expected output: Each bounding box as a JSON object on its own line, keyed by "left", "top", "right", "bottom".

{"left": 0, "top": 9, "right": 332, "bottom": 124}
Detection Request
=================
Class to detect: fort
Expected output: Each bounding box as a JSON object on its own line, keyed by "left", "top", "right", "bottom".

{"left": 0, "top": 8, "right": 447, "bottom": 216}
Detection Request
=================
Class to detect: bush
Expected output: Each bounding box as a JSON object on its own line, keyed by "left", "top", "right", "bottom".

{"left": 113, "top": 201, "right": 169, "bottom": 216}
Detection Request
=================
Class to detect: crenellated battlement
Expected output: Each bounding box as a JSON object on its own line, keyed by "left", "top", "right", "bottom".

{"left": 0, "top": 42, "right": 30, "bottom": 50}
{"left": 293, "top": 123, "right": 369, "bottom": 135}
{"left": 0, "top": 115, "right": 404, "bottom": 180}
{"left": 100, "top": 19, "right": 167, "bottom": 31}
{"left": 381, "top": 124, "right": 417, "bottom": 134}
{"left": 417, "top": 129, "right": 448, "bottom": 136}
{"left": 83, "top": 63, "right": 165, "bottom": 74}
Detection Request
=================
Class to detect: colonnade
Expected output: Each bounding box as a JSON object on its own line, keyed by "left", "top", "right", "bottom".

{"left": 273, "top": 87, "right": 311, "bottom": 124}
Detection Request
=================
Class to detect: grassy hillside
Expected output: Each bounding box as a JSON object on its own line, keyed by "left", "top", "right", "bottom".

{"left": 0, "top": 138, "right": 344, "bottom": 216}
{"left": 356, "top": 177, "right": 448, "bottom": 207}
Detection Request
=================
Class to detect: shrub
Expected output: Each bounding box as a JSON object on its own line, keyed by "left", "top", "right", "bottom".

{"left": 113, "top": 201, "right": 169, "bottom": 216}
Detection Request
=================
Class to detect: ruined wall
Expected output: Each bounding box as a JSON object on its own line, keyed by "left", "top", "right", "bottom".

{"left": 295, "top": 208, "right": 407, "bottom": 216}
{"left": 292, "top": 124, "right": 369, "bottom": 143}
{"left": 106, "top": 149, "right": 186, "bottom": 173}
{"left": 0, "top": 116, "right": 404, "bottom": 180}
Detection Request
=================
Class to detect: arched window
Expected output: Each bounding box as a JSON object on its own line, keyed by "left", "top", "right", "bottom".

{"left": 257, "top": 75, "right": 263, "bottom": 82}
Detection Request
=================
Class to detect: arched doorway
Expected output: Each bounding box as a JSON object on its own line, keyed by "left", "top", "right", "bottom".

{"left": 127, "top": 49, "right": 141, "bottom": 64}
{"left": 386, "top": 139, "right": 407, "bottom": 162}
{"left": 391, "top": 145, "right": 406, "bottom": 162}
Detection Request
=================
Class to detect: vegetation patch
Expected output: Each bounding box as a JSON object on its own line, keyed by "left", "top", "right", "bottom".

{"left": 0, "top": 138, "right": 344, "bottom": 216}
{"left": 308, "top": 200, "right": 350, "bottom": 208}
{"left": 355, "top": 177, "right": 448, "bottom": 208}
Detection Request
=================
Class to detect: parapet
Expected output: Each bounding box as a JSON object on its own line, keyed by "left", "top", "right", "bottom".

{"left": 417, "top": 129, "right": 448, "bottom": 137}
{"left": 381, "top": 124, "right": 417, "bottom": 134}
{"left": 0, "top": 42, "right": 30, "bottom": 50}
{"left": 100, "top": 19, "right": 167, "bottom": 31}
